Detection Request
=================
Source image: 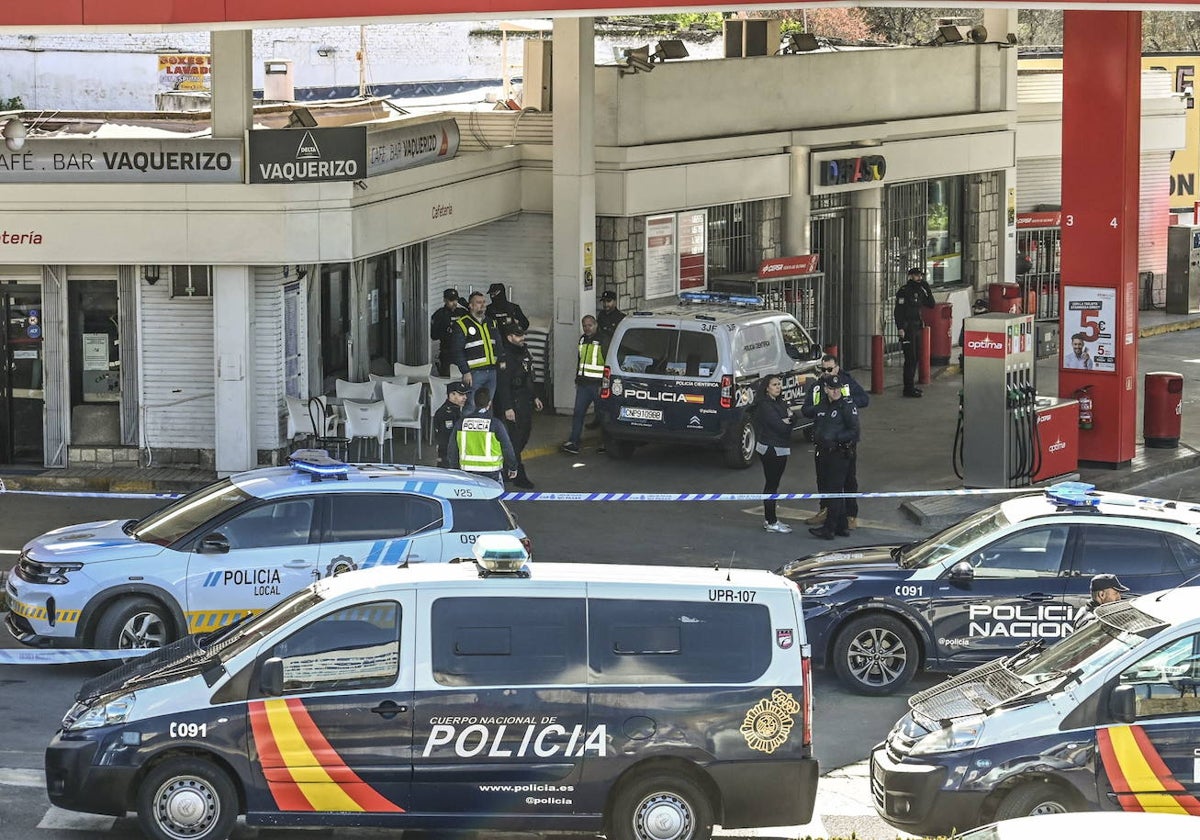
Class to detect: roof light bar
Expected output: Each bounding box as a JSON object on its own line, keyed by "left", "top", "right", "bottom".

{"left": 473, "top": 534, "right": 531, "bottom": 577}
{"left": 679, "top": 291, "right": 764, "bottom": 307}
{"left": 288, "top": 449, "right": 350, "bottom": 480}
{"left": 1044, "top": 481, "right": 1098, "bottom": 507}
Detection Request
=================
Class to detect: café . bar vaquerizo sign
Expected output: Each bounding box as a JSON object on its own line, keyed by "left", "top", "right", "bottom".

{"left": 0, "top": 139, "right": 243, "bottom": 183}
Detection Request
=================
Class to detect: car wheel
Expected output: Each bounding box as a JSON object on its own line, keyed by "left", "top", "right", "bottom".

{"left": 609, "top": 772, "right": 714, "bottom": 840}
{"left": 993, "top": 782, "right": 1074, "bottom": 821}
{"left": 832, "top": 614, "right": 919, "bottom": 696}
{"left": 95, "top": 597, "right": 174, "bottom": 650}
{"left": 723, "top": 416, "right": 755, "bottom": 469}
{"left": 606, "top": 436, "right": 636, "bottom": 460}
{"left": 137, "top": 757, "right": 238, "bottom": 840}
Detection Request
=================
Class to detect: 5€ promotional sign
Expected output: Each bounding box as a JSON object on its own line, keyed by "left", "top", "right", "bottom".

{"left": 1062, "top": 285, "right": 1116, "bottom": 373}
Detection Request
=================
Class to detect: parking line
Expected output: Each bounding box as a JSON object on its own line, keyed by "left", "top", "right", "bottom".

{"left": 0, "top": 549, "right": 19, "bottom": 554}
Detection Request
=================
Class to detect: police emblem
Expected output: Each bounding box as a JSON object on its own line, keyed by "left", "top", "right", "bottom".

{"left": 468, "top": 326, "right": 477, "bottom": 335}
{"left": 326, "top": 556, "right": 358, "bottom": 577}
{"left": 739, "top": 689, "right": 800, "bottom": 754}
{"left": 776, "top": 628, "right": 794, "bottom": 649}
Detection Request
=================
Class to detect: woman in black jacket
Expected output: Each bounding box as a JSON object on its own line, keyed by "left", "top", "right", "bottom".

{"left": 753, "top": 374, "right": 794, "bottom": 533}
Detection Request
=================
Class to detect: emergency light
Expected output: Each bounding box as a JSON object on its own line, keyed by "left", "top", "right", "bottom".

{"left": 473, "top": 534, "right": 530, "bottom": 577}
{"left": 288, "top": 449, "right": 351, "bottom": 480}
{"left": 678, "top": 291, "right": 764, "bottom": 307}
{"left": 1044, "top": 481, "right": 1098, "bottom": 507}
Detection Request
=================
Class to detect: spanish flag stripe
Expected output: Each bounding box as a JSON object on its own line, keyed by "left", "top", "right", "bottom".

{"left": 1107, "top": 725, "right": 1192, "bottom": 814}
{"left": 263, "top": 699, "right": 363, "bottom": 812}
{"left": 1097, "top": 727, "right": 1144, "bottom": 812}
{"left": 1130, "top": 725, "right": 1200, "bottom": 814}
{"left": 284, "top": 698, "right": 403, "bottom": 812}
{"left": 248, "top": 701, "right": 311, "bottom": 811}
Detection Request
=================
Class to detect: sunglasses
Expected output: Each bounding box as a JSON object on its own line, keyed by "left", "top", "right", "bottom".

{"left": 821, "top": 366, "right": 837, "bottom": 372}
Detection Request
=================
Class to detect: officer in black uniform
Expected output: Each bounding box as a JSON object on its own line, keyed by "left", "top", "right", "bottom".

{"left": 807, "top": 374, "right": 861, "bottom": 540}
{"left": 495, "top": 326, "right": 543, "bottom": 489}
{"left": 802, "top": 353, "right": 869, "bottom": 530}
{"left": 596, "top": 290, "right": 625, "bottom": 349}
{"left": 893, "top": 267, "right": 935, "bottom": 398}
{"left": 486, "top": 283, "right": 530, "bottom": 335}
{"left": 430, "top": 288, "right": 468, "bottom": 377}
{"left": 433, "top": 381, "right": 469, "bottom": 468}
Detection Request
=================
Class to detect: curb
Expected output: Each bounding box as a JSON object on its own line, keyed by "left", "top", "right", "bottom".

{"left": 1140, "top": 317, "right": 1200, "bottom": 338}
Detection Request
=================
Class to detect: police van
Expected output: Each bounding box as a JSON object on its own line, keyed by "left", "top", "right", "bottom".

{"left": 6, "top": 452, "right": 527, "bottom": 651}
{"left": 871, "top": 586, "right": 1200, "bottom": 835}
{"left": 778, "top": 483, "right": 1200, "bottom": 695}
{"left": 600, "top": 292, "right": 823, "bottom": 468}
{"left": 45, "top": 549, "right": 817, "bottom": 840}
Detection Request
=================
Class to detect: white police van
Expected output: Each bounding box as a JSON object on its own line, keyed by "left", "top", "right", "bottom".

{"left": 45, "top": 548, "right": 817, "bottom": 840}
{"left": 6, "top": 452, "right": 527, "bottom": 651}
{"left": 600, "top": 292, "right": 823, "bottom": 468}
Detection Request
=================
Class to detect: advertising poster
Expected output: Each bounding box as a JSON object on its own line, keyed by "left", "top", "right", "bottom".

{"left": 158, "top": 54, "right": 211, "bottom": 92}
{"left": 645, "top": 214, "right": 677, "bottom": 299}
{"left": 1062, "top": 285, "right": 1116, "bottom": 372}
{"left": 677, "top": 210, "right": 707, "bottom": 291}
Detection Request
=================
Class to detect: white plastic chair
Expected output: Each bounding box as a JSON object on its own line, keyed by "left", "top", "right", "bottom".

{"left": 382, "top": 381, "right": 423, "bottom": 461}
{"left": 341, "top": 399, "right": 388, "bottom": 462}
{"left": 368, "top": 372, "right": 409, "bottom": 400}
{"left": 285, "top": 395, "right": 336, "bottom": 447}
{"left": 394, "top": 362, "right": 433, "bottom": 384}
{"left": 335, "top": 379, "right": 377, "bottom": 402}
{"left": 426, "top": 376, "right": 452, "bottom": 444}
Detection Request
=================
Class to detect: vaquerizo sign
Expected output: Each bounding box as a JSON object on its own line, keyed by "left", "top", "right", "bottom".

{"left": 249, "top": 126, "right": 368, "bottom": 184}
{"left": 0, "top": 139, "right": 243, "bottom": 183}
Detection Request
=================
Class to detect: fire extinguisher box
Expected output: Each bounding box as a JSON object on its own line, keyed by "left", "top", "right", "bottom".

{"left": 989, "top": 283, "right": 1024, "bottom": 313}
{"left": 1144, "top": 371, "right": 1184, "bottom": 448}
{"left": 920, "top": 302, "right": 953, "bottom": 366}
{"left": 1034, "top": 397, "right": 1080, "bottom": 482}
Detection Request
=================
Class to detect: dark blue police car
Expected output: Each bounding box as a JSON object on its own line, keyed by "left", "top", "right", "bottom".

{"left": 778, "top": 483, "right": 1200, "bottom": 695}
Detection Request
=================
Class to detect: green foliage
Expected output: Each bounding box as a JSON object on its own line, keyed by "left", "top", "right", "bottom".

{"left": 0, "top": 95, "right": 23, "bottom": 111}
{"left": 645, "top": 12, "right": 723, "bottom": 31}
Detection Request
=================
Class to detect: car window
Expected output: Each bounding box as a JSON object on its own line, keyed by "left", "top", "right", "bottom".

{"left": 325, "top": 494, "right": 443, "bottom": 542}
{"left": 1168, "top": 536, "right": 1200, "bottom": 572}
{"left": 966, "top": 525, "right": 1070, "bottom": 578}
{"left": 431, "top": 596, "right": 586, "bottom": 687}
{"left": 449, "top": 499, "right": 515, "bottom": 533}
{"left": 615, "top": 328, "right": 675, "bottom": 374}
{"left": 130, "top": 478, "right": 252, "bottom": 546}
{"left": 670, "top": 331, "right": 719, "bottom": 377}
{"left": 737, "top": 322, "right": 777, "bottom": 371}
{"left": 1074, "top": 525, "right": 1181, "bottom": 578}
{"left": 1118, "top": 632, "right": 1200, "bottom": 718}
{"left": 906, "top": 506, "right": 1012, "bottom": 569}
{"left": 271, "top": 601, "right": 401, "bottom": 694}
{"left": 216, "top": 498, "right": 316, "bottom": 550}
{"left": 780, "top": 319, "right": 814, "bottom": 361}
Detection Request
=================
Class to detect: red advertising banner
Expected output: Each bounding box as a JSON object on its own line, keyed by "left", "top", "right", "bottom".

{"left": 962, "top": 330, "right": 1006, "bottom": 359}
{"left": 758, "top": 254, "right": 820, "bottom": 279}
{"left": 678, "top": 210, "right": 707, "bottom": 291}
{"left": 1016, "top": 212, "right": 1062, "bottom": 229}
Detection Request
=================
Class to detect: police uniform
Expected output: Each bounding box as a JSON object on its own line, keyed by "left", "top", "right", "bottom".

{"left": 801, "top": 365, "right": 869, "bottom": 525}
{"left": 430, "top": 289, "right": 468, "bottom": 377}
{"left": 448, "top": 407, "right": 517, "bottom": 486}
{"left": 597, "top": 291, "right": 625, "bottom": 350}
{"left": 433, "top": 382, "right": 468, "bottom": 468}
{"left": 893, "top": 271, "right": 935, "bottom": 397}
{"left": 451, "top": 311, "right": 502, "bottom": 409}
{"left": 808, "top": 375, "right": 861, "bottom": 539}
{"left": 496, "top": 330, "right": 539, "bottom": 487}
{"left": 485, "top": 283, "right": 530, "bottom": 336}
{"left": 564, "top": 326, "right": 605, "bottom": 452}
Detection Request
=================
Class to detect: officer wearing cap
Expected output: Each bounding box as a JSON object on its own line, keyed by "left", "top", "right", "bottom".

{"left": 1076, "top": 574, "right": 1130, "bottom": 628}
{"left": 433, "top": 381, "right": 469, "bottom": 468}
{"left": 496, "top": 325, "right": 543, "bottom": 489}
{"left": 449, "top": 388, "right": 518, "bottom": 486}
{"left": 486, "top": 282, "right": 530, "bottom": 335}
{"left": 893, "top": 267, "right": 935, "bottom": 398}
{"left": 430, "top": 288, "right": 468, "bottom": 376}
{"left": 596, "top": 290, "right": 625, "bottom": 349}
{"left": 806, "top": 374, "right": 861, "bottom": 540}
{"left": 801, "top": 353, "right": 869, "bottom": 530}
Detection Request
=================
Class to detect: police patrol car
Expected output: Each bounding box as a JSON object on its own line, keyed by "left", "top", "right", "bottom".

{"left": 778, "top": 482, "right": 1200, "bottom": 695}
{"left": 6, "top": 451, "right": 528, "bottom": 651}
{"left": 871, "top": 586, "right": 1200, "bottom": 835}
{"left": 45, "top": 547, "right": 817, "bottom": 840}
{"left": 600, "top": 292, "right": 823, "bottom": 468}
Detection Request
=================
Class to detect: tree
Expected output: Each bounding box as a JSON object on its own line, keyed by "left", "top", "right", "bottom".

{"left": 1, "top": 95, "right": 23, "bottom": 111}
{"left": 783, "top": 9, "right": 873, "bottom": 42}
{"left": 860, "top": 7, "right": 979, "bottom": 45}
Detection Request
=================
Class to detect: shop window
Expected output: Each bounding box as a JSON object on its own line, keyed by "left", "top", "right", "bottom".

{"left": 170, "top": 266, "right": 213, "bottom": 298}
{"left": 925, "top": 177, "right": 964, "bottom": 286}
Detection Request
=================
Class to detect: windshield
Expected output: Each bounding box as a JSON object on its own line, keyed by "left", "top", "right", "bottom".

{"left": 207, "top": 586, "right": 326, "bottom": 663}
{"left": 129, "top": 479, "right": 252, "bottom": 546}
{"left": 902, "top": 504, "right": 1011, "bottom": 569}
{"left": 1011, "top": 617, "right": 1149, "bottom": 684}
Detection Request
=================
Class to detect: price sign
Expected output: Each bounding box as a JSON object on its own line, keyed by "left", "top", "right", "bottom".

{"left": 1062, "top": 286, "right": 1116, "bottom": 373}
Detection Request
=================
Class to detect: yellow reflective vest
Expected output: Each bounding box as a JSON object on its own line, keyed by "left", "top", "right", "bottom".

{"left": 577, "top": 336, "right": 605, "bottom": 380}
{"left": 456, "top": 315, "right": 498, "bottom": 370}
{"left": 455, "top": 417, "right": 505, "bottom": 472}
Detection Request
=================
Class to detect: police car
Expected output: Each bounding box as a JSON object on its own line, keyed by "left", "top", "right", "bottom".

{"left": 45, "top": 547, "right": 817, "bottom": 840}
{"left": 778, "top": 482, "right": 1200, "bottom": 695}
{"left": 5, "top": 451, "right": 528, "bottom": 651}
{"left": 872, "top": 587, "right": 1200, "bottom": 835}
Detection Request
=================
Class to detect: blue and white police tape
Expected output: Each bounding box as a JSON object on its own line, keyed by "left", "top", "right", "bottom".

{"left": 0, "top": 647, "right": 147, "bottom": 665}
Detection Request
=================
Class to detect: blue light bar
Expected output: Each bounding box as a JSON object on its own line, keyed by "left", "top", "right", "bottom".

{"left": 288, "top": 449, "right": 350, "bottom": 478}
{"left": 679, "top": 291, "right": 764, "bottom": 307}
{"left": 1045, "top": 481, "right": 1098, "bottom": 507}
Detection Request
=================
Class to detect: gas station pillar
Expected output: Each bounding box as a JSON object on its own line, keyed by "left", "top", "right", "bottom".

{"left": 1059, "top": 11, "right": 1141, "bottom": 467}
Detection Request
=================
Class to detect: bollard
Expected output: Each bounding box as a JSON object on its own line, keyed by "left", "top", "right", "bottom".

{"left": 919, "top": 324, "right": 931, "bottom": 386}
{"left": 871, "top": 334, "right": 885, "bottom": 394}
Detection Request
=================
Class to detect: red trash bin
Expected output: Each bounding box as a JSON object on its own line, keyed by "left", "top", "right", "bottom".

{"left": 1144, "top": 371, "right": 1184, "bottom": 448}
{"left": 921, "top": 302, "right": 953, "bottom": 366}
{"left": 989, "top": 283, "right": 1024, "bottom": 314}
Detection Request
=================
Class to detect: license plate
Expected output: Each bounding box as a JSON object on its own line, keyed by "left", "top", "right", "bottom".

{"left": 619, "top": 407, "right": 664, "bottom": 422}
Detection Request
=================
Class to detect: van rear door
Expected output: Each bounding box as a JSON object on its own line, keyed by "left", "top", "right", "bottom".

{"left": 607, "top": 324, "right": 723, "bottom": 434}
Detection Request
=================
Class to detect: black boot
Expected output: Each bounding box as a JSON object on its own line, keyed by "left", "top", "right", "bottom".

{"left": 513, "top": 464, "right": 535, "bottom": 490}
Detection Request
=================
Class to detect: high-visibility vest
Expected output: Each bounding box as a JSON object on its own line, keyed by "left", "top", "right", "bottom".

{"left": 811, "top": 383, "right": 850, "bottom": 405}
{"left": 456, "top": 316, "right": 498, "bottom": 370}
{"left": 456, "top": 417, "right": 504, "bottom": 472}
{"left": 577, "top": 337, "right": 605, "bottom": 379}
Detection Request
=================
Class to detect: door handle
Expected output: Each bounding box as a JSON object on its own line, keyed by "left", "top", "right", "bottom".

{"left": 371, "top": 701, "right": 408, "bottom": 719}
{"left": 1022, "top": 593, "right": 1053, "bottom": 602}
{"left": 285, "top": 559, "right": 310, "bottom": 568}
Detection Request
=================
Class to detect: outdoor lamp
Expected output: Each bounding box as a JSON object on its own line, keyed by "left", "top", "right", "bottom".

{"left": 3, "top": 117, "right": 27, "bottom": 152}
{"left": 785, "top": 32, "right": 821, "bottom": 53}
{"left": 651, "top": 39, "right": 689, "bottom": 62}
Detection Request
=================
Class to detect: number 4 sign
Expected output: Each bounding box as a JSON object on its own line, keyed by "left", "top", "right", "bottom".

{"left": 1062, "top": 285, "right": 1117, "bottom": 373}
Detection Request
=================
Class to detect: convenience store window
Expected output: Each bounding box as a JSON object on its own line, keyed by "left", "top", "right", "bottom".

{"left": 925, "top": 176, "right": 965, "bottom": 286}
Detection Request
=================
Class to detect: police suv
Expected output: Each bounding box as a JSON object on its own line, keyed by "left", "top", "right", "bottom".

{"left": 778, "top": 483, "right": 1200, "bottom": 695}
{"left": 872, "top": 586, "right": 1200, "bottom": 835}
{"left": 45, "top": 548, "right": 817, "bottom": 840}
{"left": 6, "top": 452, "right": 527, "bottom": 651}
{"left": 600, "top": 292, "right": 823, "bottom": 468}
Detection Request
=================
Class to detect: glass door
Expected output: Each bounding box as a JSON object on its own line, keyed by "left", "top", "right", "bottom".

{"left": 1, "top": 283, "right": 45, "bottom": 464}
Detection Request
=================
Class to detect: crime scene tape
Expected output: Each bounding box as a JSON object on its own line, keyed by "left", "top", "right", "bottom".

{"left": 0, "top": 648, "right": 147, "bottom": 665}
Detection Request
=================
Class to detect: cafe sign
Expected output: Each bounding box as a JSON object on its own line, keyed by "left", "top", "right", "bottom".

{"left": 0, "top": 139, "right": 243, "bottom": 183}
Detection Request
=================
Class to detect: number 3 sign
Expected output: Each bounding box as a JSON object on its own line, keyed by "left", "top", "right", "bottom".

{"left": 1062, "top": 285, "right": 1116, "bottom": 373}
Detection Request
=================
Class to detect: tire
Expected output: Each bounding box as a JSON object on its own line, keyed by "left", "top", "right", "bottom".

{"left": 606, "top": 436, "right": 636, "bottom": 460}
{"left": 137, "top": 757, "right": 238, "bottom": 840}
{"left": 609, "top": 772, "right": 714, "bottom": 840}
{"left": 95, "top": 597, "right": 174, "bottom": 650}
{"left": 723, "top": 416, "right": 756, "bottom": 469}
{"left": 993, "top": 782, "right": 1074, "bottom": 821}
{"left": 832, "top": 614, "right": 920, "bottom": 696}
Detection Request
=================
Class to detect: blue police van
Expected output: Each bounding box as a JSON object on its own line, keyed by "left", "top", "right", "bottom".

{"left": 778, "top": 483, "right": 1200, "bottom": 695}
{"left": 45, "top": 551, "right": 817, "bottom": 840}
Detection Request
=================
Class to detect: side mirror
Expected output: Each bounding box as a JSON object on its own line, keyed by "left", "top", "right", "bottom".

{"left": 810, "top": 346, "right": 823, "bottom": 360}
{"left": 198, "top": 533, "right": 230, "bottom": 554}
{"left": 948, "top": 561, "right": 975, "bottom": 583}
{"left": 1109, "top": 684, "right": 1137, "bottom": 724}
{"left": 260, "top": 657, "right": 285, "bottom": 697}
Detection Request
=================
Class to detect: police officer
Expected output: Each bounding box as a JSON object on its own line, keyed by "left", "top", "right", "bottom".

{"left": 1077, "top": 573, "right": 1130, "bottom": 628}
{"left": 433, "top": 381, "right": 469, "bottom": 468}
{"left": 802, "top": 353, "right": 869, "bottom": 530}
{"left": 562, "top": 315, "right": 605, "bottom": 455}
{"left": 430, "top": 288, "right": 468, "bottom": 377}
{"left": 451, "top": 291, "right": 503, "bottom": 409}
{"left": 486, "top": 282, "right": 530, "bottom": 335}
{"left": 496, "top": 326, "right": 543, "bottom": 489}
{"left": 806, "top": 374, "right": 860, "bottom": 540}
{"left": 893, "top": 267, "right": 935, "bottom": 398}
{"left": 448, "top": 388, "right": 518, "bottom": 486}
{"left": 596, "top": 290, "right": 625, "bottom": 349}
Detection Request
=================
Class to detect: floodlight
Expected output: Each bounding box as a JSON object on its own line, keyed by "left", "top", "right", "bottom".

{"left": 652, "top": 39, "right": 689, "bottom": 62}
{"left": 785, "top": 32, "right": 821, "bottom": 53}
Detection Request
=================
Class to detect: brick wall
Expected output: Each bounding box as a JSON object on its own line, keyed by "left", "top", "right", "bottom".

{"left": 966, "top": 171, "right": 1002, "bottom": 291}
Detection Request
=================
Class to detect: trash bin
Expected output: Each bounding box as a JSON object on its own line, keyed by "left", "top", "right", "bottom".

{"left": 989, "top": 283, "right": 1024, "bottom": 314}
{"left": 921, "top": 302, "right": 953, "bottom": 366}
{"left": 1144, "top": 371, "right": 1184, "bottom": 448}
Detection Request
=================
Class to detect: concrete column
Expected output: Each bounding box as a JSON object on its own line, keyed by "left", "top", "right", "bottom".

{"left": 551, "top": 17, "right": 597, "bottom": 413}
{"left": 783, "top": 146, "right": 811, "bottom": 257}
{"left": 213, "top": 266, "right": 256, "bottom": 474}
{"left": 984, "top": 9, "right": 1019, "bottom": 285}
{"left": 211, "top": 30, "right": 253, "bottom": 140}
{"left": 851, "top": 187, "right": 883, "bottom": 367}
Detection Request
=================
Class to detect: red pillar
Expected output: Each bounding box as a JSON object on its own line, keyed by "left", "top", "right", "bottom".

{"left": 1060, "top": 11, "right": 1140, "bottom": 467}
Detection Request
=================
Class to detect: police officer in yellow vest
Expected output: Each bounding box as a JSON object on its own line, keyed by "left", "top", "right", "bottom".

{"left": 561, "top": 315, "right": 605, "bottom": 455}
{"left": 448, "top": 387, "right": 518, "bottom": 486}
{"left": 801, "top": 353, "right": 869, "bottom": 529}
{"left": 451, "top": 290, "right": 502, "bottom": 411}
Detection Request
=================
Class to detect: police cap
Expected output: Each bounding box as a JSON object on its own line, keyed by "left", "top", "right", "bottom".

{"left": 600, "top": 290, "right": 617, "bottom": 302}
{"left": 488, "top": 282, "right": 506, "bottom": 296}
{"left": 1091, "top": 573, "right": 1129, "bottom": 593}
{"left": 820, "top": 374, "right": 844, "bottom": 390}
{"left": 446, "top": 381, "right": 469, "bottom": 395}
{"left": 443, "top": 287, "right": 460, "bottom": 301}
